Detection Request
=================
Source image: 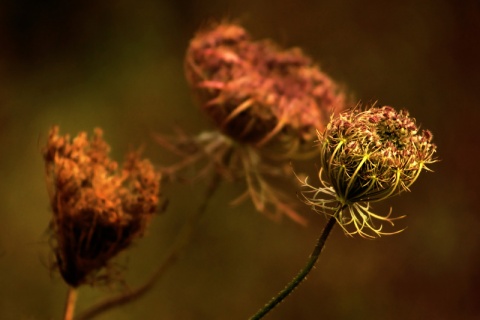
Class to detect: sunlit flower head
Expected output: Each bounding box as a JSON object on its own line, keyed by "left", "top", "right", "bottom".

{"left": 302, "top": 106, "right": 437, "bottom": 238}
{"left": 43, "top": 126, "right": 163, "bottom": 287}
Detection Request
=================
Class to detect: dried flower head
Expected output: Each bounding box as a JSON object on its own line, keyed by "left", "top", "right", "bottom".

{"left": 43, "top": 126, "right": 162, "bottom": 287}
{"left": 164, "top": 22, "right": 347, "bottom": 225}
{"left": 185, "top": 22, "right": 345, "bottom": 156}
{"left": 302, "top": 106, "right": 437, "bottom": 237}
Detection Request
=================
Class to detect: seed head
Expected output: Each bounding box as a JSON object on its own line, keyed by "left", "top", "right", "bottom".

{"left": 43, "top": 126, "right": 162, "bottom": 287}
{"left": 185, "top": 22, "right": 345, "bottom": 156}
{"left": 302, "top": 106, "right": 437, "bottom": 237}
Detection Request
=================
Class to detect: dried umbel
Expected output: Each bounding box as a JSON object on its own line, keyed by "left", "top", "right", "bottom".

{"left": 173, "top": 22, "right": 347, "bottom": 224}
{"left": 302, "top": 106, "right": 437, "bottom": 237}
{"left": 43, "top": 126, "right": 162, "bottom": 287}
{"left": 185, "top": 22, "right": 345, "bottom": 156}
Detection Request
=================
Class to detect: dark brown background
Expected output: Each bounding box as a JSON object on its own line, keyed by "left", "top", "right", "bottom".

{"left": 1, "top": 0, "right": 479, "bottom": 319}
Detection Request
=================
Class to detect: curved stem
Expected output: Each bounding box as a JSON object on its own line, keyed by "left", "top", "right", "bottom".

{"left": 249, "top": 205, "right": 344, "bottom": 320}
{"left": 63, "top": 286, "right": 78, "bottom": 320}
{"left": 75, "top": 172, "right": 223, "bottom": 320}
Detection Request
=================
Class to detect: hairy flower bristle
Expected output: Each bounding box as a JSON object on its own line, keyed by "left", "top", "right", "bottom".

{"left": 185, "top": 22, "right": 346, "bottom": 156}
{"left": 43, "top": 126, "right": 162, "bottom": 287}
{"left": 154, "top": 130, "right": 308, "bottom": 225}
{"left": 302, "top": 106, "right": 437, "bottom": 238}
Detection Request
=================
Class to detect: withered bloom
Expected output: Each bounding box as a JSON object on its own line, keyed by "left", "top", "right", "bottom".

{"left": 158, "top": 22, "right": 345, "bottom": 225}
{"left": 43, "top": 126, "right": 162, "bottom": 287}
{"left": 185, "top": 22, "right": 345, "bottom": 156}
{"left": 302, "top": 106, "right": 437, "bottom": 237}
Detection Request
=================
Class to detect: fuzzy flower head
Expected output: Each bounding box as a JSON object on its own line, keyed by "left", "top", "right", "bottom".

{"left": 185, "top": 22, "right": 345, "bottom": 157}
{"left": 43, "top": 126, "right": 162, "bottom": 287}
{"left": 302, "top": 106, "right": 437, "bottom": 238}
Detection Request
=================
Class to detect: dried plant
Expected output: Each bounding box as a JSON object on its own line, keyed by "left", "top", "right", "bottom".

{"left": 185, "top": 22, "right": 345, "bottom": 153}
{"left": 35, "top": 20, "right": 440, "bottom": 320}
{"left": 43, "top": 126, "right": 162, "bottom": 319}
{"left": 158, "top": 21, "right": 347, "bottom": 225}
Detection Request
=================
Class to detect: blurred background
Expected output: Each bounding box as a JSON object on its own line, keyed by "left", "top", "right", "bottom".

{"left": 1, "top": 0, "right": 479, "bottom": 319}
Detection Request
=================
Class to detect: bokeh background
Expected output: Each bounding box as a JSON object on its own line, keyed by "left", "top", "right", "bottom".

{"left": 1, "top": 0, "right": 479, "bottom": 319}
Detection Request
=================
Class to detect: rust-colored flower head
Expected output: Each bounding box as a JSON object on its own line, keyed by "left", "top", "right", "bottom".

{"left": 43, "top": 126, "right": 162, "bottom": 287}
{"left": 302, "top": 106, "right": 437, "bottom": 237}
{"left": 185, "top": 22, "right": 346, "bottom": 156}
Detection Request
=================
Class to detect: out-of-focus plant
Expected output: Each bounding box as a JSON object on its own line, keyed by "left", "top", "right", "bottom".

{"left": 159, "top": 21, "right": 347, "bottom": 224}
{"left": 43, "top": 126, "right": 162, "bottom": 320}
{"left": 77, "top": 21, "right": 347, "bottom": 319}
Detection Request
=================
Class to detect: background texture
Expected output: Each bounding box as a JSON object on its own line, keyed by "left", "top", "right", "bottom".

{"left": 1, "top": 0, "right": 479, "bottom": 319}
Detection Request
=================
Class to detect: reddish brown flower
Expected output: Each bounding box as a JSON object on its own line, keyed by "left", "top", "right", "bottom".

{"left": 185, "top": 22, "right": 346, "bottom": 156}
{"left": 156, "top": 22, "right": 347, "bottom": 225}
{"left": 43, "top": 126, "right": 162, "bottom": 287}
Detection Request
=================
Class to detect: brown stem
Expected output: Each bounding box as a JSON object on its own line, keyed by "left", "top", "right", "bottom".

{"left": 249, "top": 205, "right": 344, "bottom": 320}
{"left": 63, "top": 286, "right": 78, "bottom": 320}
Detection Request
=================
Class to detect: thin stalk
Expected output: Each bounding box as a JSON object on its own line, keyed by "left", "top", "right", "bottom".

{"left": 75, "top": 172, "right": 223, "bottom": 320}
{"left": 63, "top": 286, "right": 78, "bottom": 320}
{"left": 249, "top": 205, "right": 344, "bottom": 320}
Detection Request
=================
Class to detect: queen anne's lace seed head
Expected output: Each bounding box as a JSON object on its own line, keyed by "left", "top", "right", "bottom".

{"left": 302, "top": 106, "right": 437, "bottom": 238}
{"left": 185, "top": 22, "right": 346, "bottom": 157}
{"left": 43, "top": 126, "right": 162, "bottom": 287}
{"left": 162, "top": 22, "right": 348, "bottom": 226}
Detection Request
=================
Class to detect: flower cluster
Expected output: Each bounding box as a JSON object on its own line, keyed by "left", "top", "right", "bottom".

{"left": 302, "top": 106, "right": 437, "bottom": 237}
{"left": 43, "top": 126, "right": 162, "bottom": 287}
{"left": 185, "top": 22, "right": 345, "bottom": 156}
{"left": 156, "top": 22, "right": 348, "bottom": 225}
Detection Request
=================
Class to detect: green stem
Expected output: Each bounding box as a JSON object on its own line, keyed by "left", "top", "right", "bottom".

{"left": 249, "top": 205, "right": 343, "bottom": 320}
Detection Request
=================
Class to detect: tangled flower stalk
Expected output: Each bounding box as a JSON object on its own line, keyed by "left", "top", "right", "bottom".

{"left": 43, "top": 126, "right": 162, "bottom": 319}
{"left": 251, "top": 105, "right": 437, "bottom": 319}
{"left": 302, "top": 105, "right": 437, "bottom": 237}
{"left": 158, "top": 21, "right": 346, "bottom": 224}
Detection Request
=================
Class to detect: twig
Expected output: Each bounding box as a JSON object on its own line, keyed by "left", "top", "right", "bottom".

{"left": 249, "top": 205, "right": 344, "bottom": 319}
{"left": 63, "top": 286, "right": 78, "bottom": 320}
